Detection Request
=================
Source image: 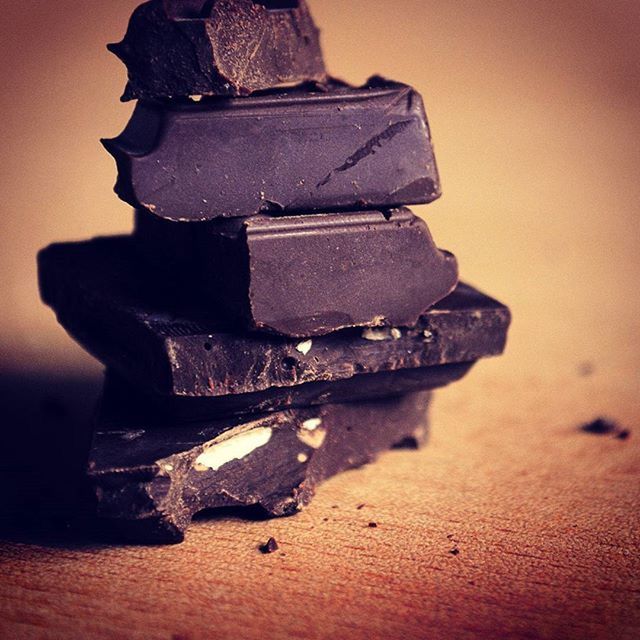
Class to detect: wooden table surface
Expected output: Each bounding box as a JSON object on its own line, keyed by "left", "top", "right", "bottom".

{"left": 1, "top": 354, "right": 638, "bottom": 640}
{"left": 1, "top": 1, "right": 639, "bottom": 639}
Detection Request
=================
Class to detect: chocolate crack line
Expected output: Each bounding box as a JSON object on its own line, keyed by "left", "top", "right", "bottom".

{"left": 317, "top": 119, "right": 413, "bottom": 188}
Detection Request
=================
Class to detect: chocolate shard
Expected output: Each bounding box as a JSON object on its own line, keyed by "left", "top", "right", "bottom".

{"left": 38, "top": 237, "right": 511, "bottom": 398}
{"left": 88, "top": 391, "right": 432, "bottom": 544}
{"left": 100, "top": 362, "right": 471, "bottom": 425}
{"left": 101, "top": 78, "right": 441, "bottom": 221}
{"left": 108, "top": 0, "right": 327, "bottom": 101}
{"left": 134, "top": 208, "right": 459, "bottom": 337}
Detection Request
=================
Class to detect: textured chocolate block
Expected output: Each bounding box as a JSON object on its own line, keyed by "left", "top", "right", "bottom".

{"left": 109, "top": 0, "right": 327, "bottom": 101}
{"left": 89, "top": 391, "right": 432, "bottom": 544}
{"left": 38, "top": 236, "right": 511, "bottom": 398}
{"left": 102, "top": 78, "right": 441, "bottom": 221}
{"left": 100, "top": 362, "right": 471, "bottom": 424}
{"left": 134, "top": 208, "right": 459, "bottom": 337}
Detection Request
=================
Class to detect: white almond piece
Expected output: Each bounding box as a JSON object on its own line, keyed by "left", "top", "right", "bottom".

{"left": 194, "top": 427, "right": 272, "bottom": 472}
{"left": 362, "top": 327, "right": 391, "bottom": 341}
{"left": 297, "top": 452, "right": 309, "bottom": 464}
{"left": 390, "top": 328, "right": 402, "bottom": 340}
{"left": 301, "top": 417, "right": 322, "bottom": 431}
{"left": 296, "top": 339, "right": 313, "bottom": 355}
{"left": 297, "top": 427, "right": 327, "bottom": 450}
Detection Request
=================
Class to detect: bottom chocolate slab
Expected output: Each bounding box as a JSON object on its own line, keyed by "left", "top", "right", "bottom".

{"left": 89, "top": 391, "right": 432, "bottom": 544}
{"left": 100, "top": 362, "right": 471, "bottom": 425}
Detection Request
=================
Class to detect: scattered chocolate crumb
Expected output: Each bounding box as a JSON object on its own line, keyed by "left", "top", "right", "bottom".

{"left": 446, "top": 533, "right": 455, "bottom": 540}
{"left": 368, "top": 522, "right": 378, "bottom": 528}
{"left": 577, "top": 361, "right": 595, "bottom": 377}
{"left": 331, "top": 505, "right": 339, "bottom": 509}
{"left": 357, "top": 503, "right": 366, "bottom": 510}
{"left": 581, "top": 417, "right": 618, "bottom": 434}
{"left": 259, "top": 537, "right": 279, "bottom": 554}
{"left": 468, "top": 580, "right": 475, "bottom": 586}
{"left": 580, "top": 417, "right": 630, "bottom": 439}
{"left": 449, "top": 548, "right": 460, "bottom": 556}
{"left": 323, "top": 517, "right": 329, "bottom": 522}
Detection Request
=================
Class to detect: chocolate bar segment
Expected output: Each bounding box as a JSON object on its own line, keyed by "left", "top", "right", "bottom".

{"left": 38, "top": 237, "right": 510, "bottom": 397}
{"left": 109, "top": 0, "right": 326, "bottom": 101}
{"left": 89, "top": 391, "right": 432, "bottom": 544}
{"left": 102, "top": 78, "right": 441, "bottom": 221}
{"left": 101, "top": 363, "right": 471, "bottom": 424}
{"left": 134, "top": 208, "right": 459, "bottom": 337}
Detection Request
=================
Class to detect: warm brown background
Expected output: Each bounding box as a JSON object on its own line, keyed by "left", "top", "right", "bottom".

{"left": 1, "top": 2, "right": 639, "bottom": 639}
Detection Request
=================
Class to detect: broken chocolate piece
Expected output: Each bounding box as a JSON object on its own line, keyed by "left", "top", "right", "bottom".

{"left": 134, "top": 208, "right": 459, "bottom": 337}
{"left": 100, "top": 362, "right": 471, "bottom": 424}
{"left": 38, "top": 236, "right": 511, "bottom": 397}
{"left": 102, "top": 78, "right": 441, "bottom": 221}
{"left": 88, "top": 391, "right": 432, "bottom": 544}
{"left": 109, "top": 0, "right": 326, "bottom": 101}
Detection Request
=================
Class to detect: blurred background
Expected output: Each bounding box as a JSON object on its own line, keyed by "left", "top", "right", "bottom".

{"left": 0, "top": 0, "right": 639, "bottom": 421}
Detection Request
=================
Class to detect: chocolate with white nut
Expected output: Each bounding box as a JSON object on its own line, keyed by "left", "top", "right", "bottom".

{"left": 102, "top": 78, "right": 441, "bottom": 221}
{"left": 134, "top": 208, "right": 459, "bottom": 337}
{"left": 109, "top": 0, "right": 327, "bottom": 101}
{"left": 89, "top": 391, "right": 432, "bottom": 544}
{"left": 100, "top": 362, "right": 471, "bottom": 424}
{"left": 38, "top": 236, "right": 511, "bottom": 397}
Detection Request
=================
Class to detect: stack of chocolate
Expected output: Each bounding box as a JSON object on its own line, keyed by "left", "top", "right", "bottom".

{"left": 38, "top": 0, "right": 510, "bottom": 544}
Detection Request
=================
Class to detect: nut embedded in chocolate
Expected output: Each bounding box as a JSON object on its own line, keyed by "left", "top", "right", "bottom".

{"left": 87, "top": 392, "right": 433, "bottom": 544}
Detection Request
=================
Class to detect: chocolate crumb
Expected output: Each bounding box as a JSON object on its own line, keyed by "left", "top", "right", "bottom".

{"left": 449, "top": 548, "right": 460, "bottom": 556}
{"left": 577, "top": 361, "right": 595, "bottom": 377}
{"left": 368, "top": 522, "right": 378, "bottom": 528}
{"left": 357, "top": 503, "right": 366, "bottom": 510}
{"left": 259, "top": 537, "right": 279, "bottom": 554}
{"left": 580, "top": 417, "right": 630, "bottom": 439}
{"left": 323, "top": 517, "right": 329, "bottom": 522}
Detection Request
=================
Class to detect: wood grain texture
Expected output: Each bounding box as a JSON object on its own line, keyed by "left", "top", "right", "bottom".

{"left": 0, "top": 362, "right": 638, "bottom": 640}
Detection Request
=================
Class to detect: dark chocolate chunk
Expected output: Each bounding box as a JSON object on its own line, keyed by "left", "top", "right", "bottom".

{"left": 259, "top": 537, "right": 279, "bottom": 554}
{"left": 580, "top": 417, "right": 630, "bottom": 439}
{"left": 102, "top": 78, "right": 441, "bottom": 221}
{"left": 100, "top": 362, "right": 471, "bottom": 424}
{"left": 38, "top": 236, "right": 511, "bottom": 397}
{"left": 109, "top": 0, "right": 326, "bottom": 101}
{"left": 134, "top": 208, "right": 459, "bottom": 337}
{"left": 88, "top": 391, "right": 432, "bottom": 544}
{"left": 580, "top": 418, "right": 620, "bottom": 435}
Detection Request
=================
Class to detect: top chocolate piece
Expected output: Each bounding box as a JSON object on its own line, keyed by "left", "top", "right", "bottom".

{"left": 109, "top": 0, "right": 327, "bottom": 101}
